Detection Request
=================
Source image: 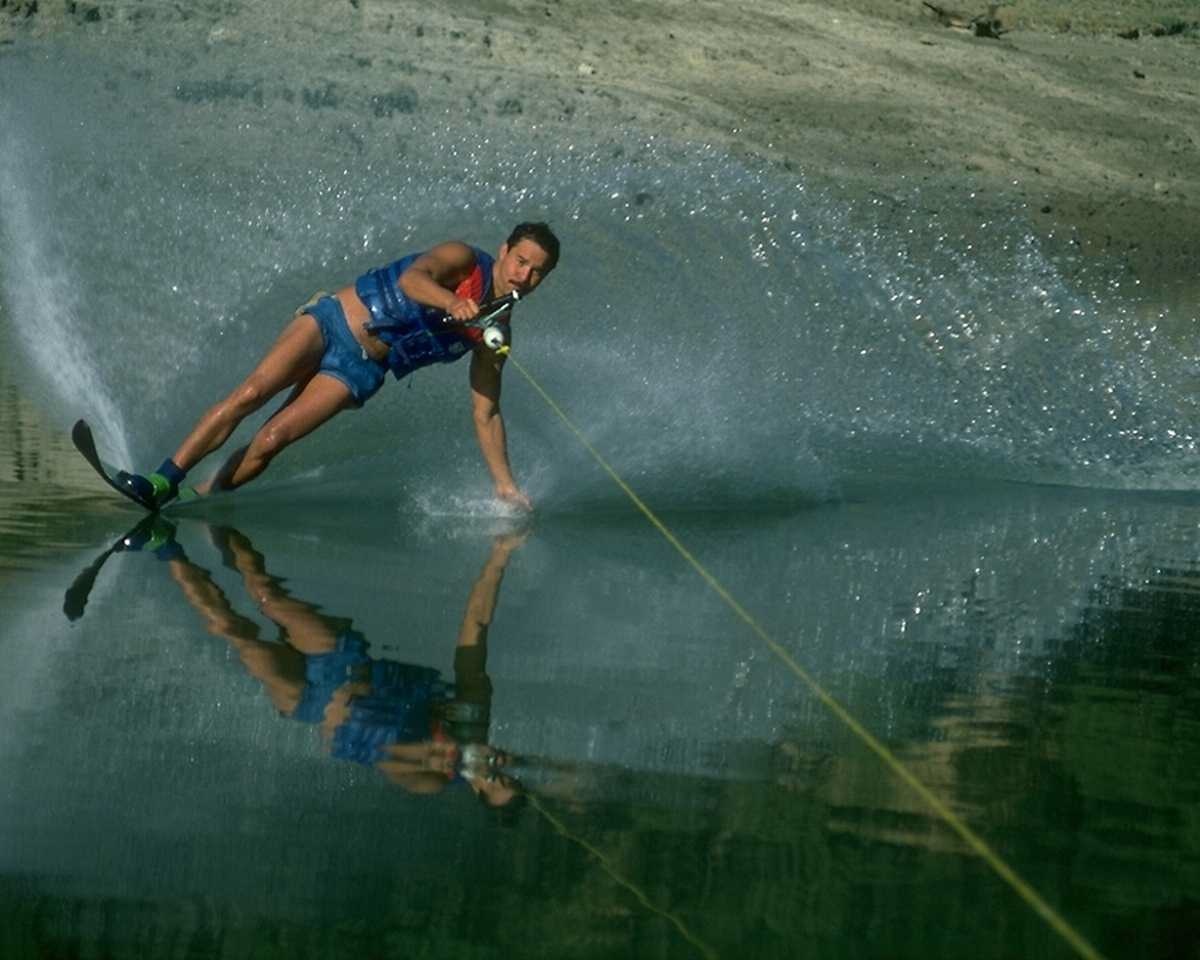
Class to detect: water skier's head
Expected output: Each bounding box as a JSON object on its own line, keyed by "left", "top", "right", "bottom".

{"left": 464, "top": 745, "right": 524, "bottom": 810}
{"left": 495, "top": 221, "right": 559, "bottom": 297}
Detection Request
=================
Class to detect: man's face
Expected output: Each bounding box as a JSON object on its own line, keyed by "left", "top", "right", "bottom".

{"left": 496, "top": 238, "right": 554, "bottom": 297}
{"left": 470, "top": 769, "right": 520, "bottom": 807}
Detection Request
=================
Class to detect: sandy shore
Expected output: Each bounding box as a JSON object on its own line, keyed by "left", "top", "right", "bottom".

{"left": 5, "top": 0, "right": 1196, "bottom": 312}
{"left": 1, "top": 0, "right": 1196, "bottom": 313}
{"left": 434, "top": 0, "right": 1200, "bottom": 307}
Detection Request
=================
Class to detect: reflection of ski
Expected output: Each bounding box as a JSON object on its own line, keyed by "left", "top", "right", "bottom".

{"left": 71, "top": 419, "right": 200, "bottom": 511}
{"left": 62, "top": 515, "right": 164, "bottom": 621}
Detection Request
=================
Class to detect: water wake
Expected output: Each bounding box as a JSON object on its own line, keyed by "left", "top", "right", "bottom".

{"left": 1, "top": 38, "right": 1196, "bottom": 510}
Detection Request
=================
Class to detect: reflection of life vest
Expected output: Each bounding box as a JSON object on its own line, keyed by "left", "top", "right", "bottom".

{"left": 290, "top": 631, "right": 456, "bottom": 768}
{"left": 292, "top": 630, "right": 451, "bottom": 730}
{"left": 330, "top": 666, "right": 451, "bottom": 766}
{"left": 354, "top": 246, "right": 505, "bottom": 379}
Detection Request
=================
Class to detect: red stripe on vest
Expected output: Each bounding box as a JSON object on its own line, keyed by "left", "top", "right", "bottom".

{"left": 453, "top": 264, "right": 489, "bottom": 345}
{"left": 455, "top": 264, "right": 485, "bottom": 303}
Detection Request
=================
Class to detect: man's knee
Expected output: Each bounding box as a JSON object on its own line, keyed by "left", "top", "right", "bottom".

{"left": 252, "top": 423, "right": 294, "bottom": 462}
{"left": 225, "top": 381, "right": 270, "bottom": 419}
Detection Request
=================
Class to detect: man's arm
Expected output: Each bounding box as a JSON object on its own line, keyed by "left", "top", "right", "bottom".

{"left": 469, "top": 346, "right": 532, "bottom": 510}
{"left": 398, "top": 241, "right": 480, "bottom": 320}
{"left": 456, "top": 531, "right": 528, "bottom": 649}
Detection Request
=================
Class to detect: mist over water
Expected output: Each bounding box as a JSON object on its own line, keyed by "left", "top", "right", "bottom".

{"left": 2, "top": 36, "right": 1197, "bottom": 510}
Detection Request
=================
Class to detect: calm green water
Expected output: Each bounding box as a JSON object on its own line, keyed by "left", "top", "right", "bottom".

{"left": 1, "top": 478, "right": 1198, "bottom": 959}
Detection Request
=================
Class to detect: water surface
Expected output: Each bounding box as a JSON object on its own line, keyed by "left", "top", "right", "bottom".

{"left": 2, "top": 482, "right": 1199, "bottom": 959}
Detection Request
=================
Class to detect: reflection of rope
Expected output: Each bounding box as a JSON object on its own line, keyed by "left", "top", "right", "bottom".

{"left": 527, "top": 792, "right": 719, "bottom": 960}
{"left": 507, "top": 353, "right": 1104, "bottom": 960}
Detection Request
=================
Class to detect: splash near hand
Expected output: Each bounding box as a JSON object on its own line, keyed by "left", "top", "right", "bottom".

{"left": 496, "top": 483, "right": 533, "bottom": 512}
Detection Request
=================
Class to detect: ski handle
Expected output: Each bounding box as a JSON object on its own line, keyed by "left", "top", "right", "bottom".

{"left": 444, "top": 289, "right": 520, "bottom": 329}
{"left": 363, "top": 289, "right": 519, "bottom": 336}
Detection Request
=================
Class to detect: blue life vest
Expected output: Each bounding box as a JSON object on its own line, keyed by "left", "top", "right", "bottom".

{"left": 354, "top": 246, "right": 495, "bottom": 379}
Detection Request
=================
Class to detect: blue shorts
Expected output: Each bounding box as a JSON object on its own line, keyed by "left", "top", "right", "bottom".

{"left": 302, "top": 296, "right": 387, "bottom": 406}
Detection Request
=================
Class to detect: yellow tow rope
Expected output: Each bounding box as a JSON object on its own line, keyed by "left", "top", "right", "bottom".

{"left": 504, "top": 350, "right": 1105, "bottom": 960}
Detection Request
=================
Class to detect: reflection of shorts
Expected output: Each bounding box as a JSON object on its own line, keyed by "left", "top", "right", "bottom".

{"left": 292, "top": 630, "right": 372, "bottom": 724}
{"left": 302, "top": 296, "right": 387, "bottom": 406}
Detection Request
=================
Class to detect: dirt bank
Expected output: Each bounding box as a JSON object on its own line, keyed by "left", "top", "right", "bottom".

{"left": 4, "top": 0, "right": 1198, "bottom": 309}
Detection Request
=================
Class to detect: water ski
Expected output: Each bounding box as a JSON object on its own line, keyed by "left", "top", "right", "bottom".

{"left": 71, "top": 419, "right": 198, "bottom": 511}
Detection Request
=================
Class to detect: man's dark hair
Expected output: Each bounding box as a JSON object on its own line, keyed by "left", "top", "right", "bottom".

{"left": 506, "top": 222, "right": 560, "bottom": 270}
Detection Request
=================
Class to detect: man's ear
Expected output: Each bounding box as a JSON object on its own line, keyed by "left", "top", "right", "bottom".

{"left": 497, "top": 242, "right": 509, "bottom": 260}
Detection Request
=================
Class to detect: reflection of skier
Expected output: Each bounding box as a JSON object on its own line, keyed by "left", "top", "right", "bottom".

{"left": 123, "top": 519, "right": 526, "bottom": 805}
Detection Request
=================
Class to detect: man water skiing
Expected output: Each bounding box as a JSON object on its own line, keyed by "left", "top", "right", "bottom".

{"left": 119, "top": 222, "right": 559, "bottom": 511}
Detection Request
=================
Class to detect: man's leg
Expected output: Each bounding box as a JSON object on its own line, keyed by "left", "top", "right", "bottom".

{"left": 198, "top": 376, "right": 310, "bottom": 493}
{"left": 120, "top": 312, "right": 328, "bottom": 507}
{"left": 172, "top": 312, "right": 327, "bottom": 470}
{"left": 212, "top": 372, "right": 356, "bottom": 490}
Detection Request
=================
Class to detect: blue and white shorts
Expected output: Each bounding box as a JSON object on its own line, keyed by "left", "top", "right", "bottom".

{"left": 301, "top": 295, "right": 387, "bottom": 406}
